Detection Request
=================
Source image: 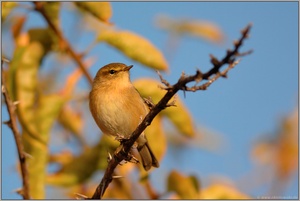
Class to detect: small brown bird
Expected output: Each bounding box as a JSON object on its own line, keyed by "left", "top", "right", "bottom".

{"left": 89, "top": 63, "right": 159, "bottom": 171}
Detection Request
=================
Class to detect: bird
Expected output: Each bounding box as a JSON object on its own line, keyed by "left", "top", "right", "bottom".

{"left": 89, "top": 62, "right": 159, "bottom": 171}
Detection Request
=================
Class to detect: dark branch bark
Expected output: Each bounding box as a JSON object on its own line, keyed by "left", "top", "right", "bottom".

{"left": 1, "top": 60, "right": 30, "bottom": 199}
{"left": 90, "top": 24, "right": 253, "bottom": 199}
{"left": 33, "top": 2, "right": 93, "bottom": 86}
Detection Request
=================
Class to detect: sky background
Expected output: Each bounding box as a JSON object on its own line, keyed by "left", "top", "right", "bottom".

{"left": 1, "top": 1, "right": 299, "bottom": 199}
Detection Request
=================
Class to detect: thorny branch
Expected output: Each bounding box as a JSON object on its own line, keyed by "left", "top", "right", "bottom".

{"left": 33, "top": 2, "right": 93, "bottom": 86}
{"left": 90, "top": 24, "right": 253, "bottom": 199}
{"left": 1, "top": 59, "right": 30, "bottom": 199}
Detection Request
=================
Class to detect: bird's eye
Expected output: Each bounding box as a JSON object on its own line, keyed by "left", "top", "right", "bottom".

{"left": 109, "top": 70, "right": 115, "bottom": 74}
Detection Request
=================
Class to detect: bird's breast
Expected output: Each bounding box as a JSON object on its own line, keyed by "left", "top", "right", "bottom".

{"left": 89, "top": 86, "right": 147, "bottom": 138}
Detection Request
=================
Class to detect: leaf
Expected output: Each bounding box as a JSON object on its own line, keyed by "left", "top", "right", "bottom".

{"left": 28, "top": 28, "right": 58, "bottom": 54}
{"left": 15, "top": 42, "right": 45, "bottom": 140}
{"left": 98, "top": 29, "right": 168, "bottom": 71}
{"left": 251, "top": 108, "right": 298, "bottom": 180}
{"left": 43, "top": 2, "right": 61, "bottom": 27}
{"left": 22, "top": 130, "right": 48, "bottom": 199}
{"left": 58, "top": 105, "right": 84, "bottom": 143}
{"left": 156, "top": 15, "right": 224, "bottom": 44}
{"left": 139, "top": 115, "right": 167, "bottom": 179}
{"left": 47, "top": 135, "right": 118, "bottom": 186}
{"left": 10, "top": 40, "right": 66, "bottom": 198}
{"left": 161, "top": 98, "right": 195, "bottom": 137}
{"left": 134, "top": 78, "right": 195, "bottom": 137}
{"left": 47, "top": 145, "right": 102, "bottom": 186}
{"left": 35, "top": 94, "right": 65, "bottom": 136}
{"left": 167, "top": 170, "right": 200, "bottom": 199}
{"left": 144, "top": 115, "right": 167, "bottom": 165}
{"left": 199, "top": 184, "right": 250, "bottom": 199}
{"left": 75, "top": 2, "right": 112, "bottom": 23}
{"left": 2, "top": 2, "right": 18, "bottom": 21}
{"left": 275, "top": 108, "right": 298, "bottom": 179}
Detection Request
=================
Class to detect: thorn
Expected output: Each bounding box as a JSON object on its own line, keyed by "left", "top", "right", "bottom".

{"left": 23, "top": 152, "right": 34, "bottom": 159}
{"left": 100, "top": 181, "right": 106, "bottom": 198}
{"left": 114, "top": 133, "right": 125, "bottom": 141}
{"left": 3, "top": 120, "right": 10, "bottom": 125}
{"left": 107, "top": 151, "right": 112, "bottom": 162}
{"left": 221, "top": 73, "right": 228, "bottom": 78}
{"left": 75, "top": 193, "right": 88, "bottom": 200}
{"left": 1, "top": 57, "right": 10, "bottom": 63}
{"left": 195, "top": 69, "right": 203, "bottom": 83}
{"left": 166, "top": 95, "right": 177, "bottom": 107}
{"left": 112, "top": 175, "right": 124, "bottom": 179}
{"left": 13, "top": 101, "right": 20, "bottom": 105}
{"left": 210, "top": 54, "right": 220, "bottom": 66}
{"left": 233, "top": 40, "right": 239, "bottom": 46}
{"left": 143, "top": 97, "right": 155, "bottom": 109}
{"left": 12, "top": 188, "right": 24, "bottom": 196}
{"left": 156, "top": 70, "right": 172, "bottom": 88}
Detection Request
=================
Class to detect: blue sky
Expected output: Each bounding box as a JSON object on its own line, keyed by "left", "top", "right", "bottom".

{"left": 1, "top": 1, "right": 298, "bottom": 199}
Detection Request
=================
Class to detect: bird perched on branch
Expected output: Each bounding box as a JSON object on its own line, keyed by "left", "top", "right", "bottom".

{"left": 89, "top": 63, "right": 159, "bottom": 171}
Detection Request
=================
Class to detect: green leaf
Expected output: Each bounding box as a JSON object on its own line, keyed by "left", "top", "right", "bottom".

{"left": 98, "top": 29, "right": 168, "bottom": 71}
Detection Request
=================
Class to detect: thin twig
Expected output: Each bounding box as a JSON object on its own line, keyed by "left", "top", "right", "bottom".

{"left": 33, "top": 2, "right": 93, "bottom": 86}
{"left": 90, "top": 24, "right": 252, "bottom": 199}
{"left": 1, "top": 59, "right": 30, "bottom": 199}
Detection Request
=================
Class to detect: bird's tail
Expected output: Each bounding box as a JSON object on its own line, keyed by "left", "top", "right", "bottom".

{"left": 138, "top": 141, "right": 159, "bottom": 171}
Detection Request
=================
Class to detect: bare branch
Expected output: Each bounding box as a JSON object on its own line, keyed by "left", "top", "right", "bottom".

{"left": 1, "top": 59, "right": 30, "bottom": 199}
{"left": 33, "top": 2, "right": 93, "bottom": 86}
{"left": 90, "top": 23, "right": 253, "bottom": 199}
{"left": 156, "top": 70, "right": 172, "bottom": 89}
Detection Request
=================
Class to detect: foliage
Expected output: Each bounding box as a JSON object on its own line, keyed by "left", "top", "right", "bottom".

{"left": 1, "top": 2, "right": 296, "bottom": 199}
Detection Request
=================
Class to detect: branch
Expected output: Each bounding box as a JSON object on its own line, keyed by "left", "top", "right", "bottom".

{"left": 90, "top": 24, "right": 253, "bottom": 199}
{"left": 1, "top": 59, "right": 30, "bottom": 199}
{"left": 33, "top": 2, "right": 93, "bottom": 86}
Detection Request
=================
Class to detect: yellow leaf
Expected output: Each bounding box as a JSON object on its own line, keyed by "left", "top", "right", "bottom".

{"left": 167, "top": 170, "right": 200, "bottom": 199}
{"left": 251, "top": 107, "right": 298, "bottom": 181}
{"left": 275, "top": 108, "right": 298, "bottom": 179}
{"left": 134, "top": 78, "right": 195, "bottom": 137}
{"left": 47, "top": 143, "right": 103, "bottom": 186}
{"left": 58, "top": 105, "right": 84, "bottom": 142}
{"left": 43, "top": 2, "right": 60, "bottom": 27}
{"left": 28, "top": 28, "right": 58, "bottom": 53}
{"left": 98, "top": 29, "right": 168, "bottom": 71}
{"left": 75, "top": 2, "right": 112, "bottom": 23}
{"left": 156, "top": 15, "right": 224, "bottom": 44}
{"left": 9, "top": 40, "right": 66, "bottom": 198}
{"left": 14, "top": 42, "right": 45, "bottom": 141}
{"left": 139, "top": 115, "right": 167, "bottom": 179}
{"left": 199, "top": 183, "right": 250, "bottom": 199}
{"left": 2, "top": 2, "right": 18, "bottom": 21}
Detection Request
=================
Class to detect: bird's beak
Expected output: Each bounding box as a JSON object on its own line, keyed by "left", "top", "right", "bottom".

{"left": 125, "top": 65, "right": 133, "bottom": 71}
